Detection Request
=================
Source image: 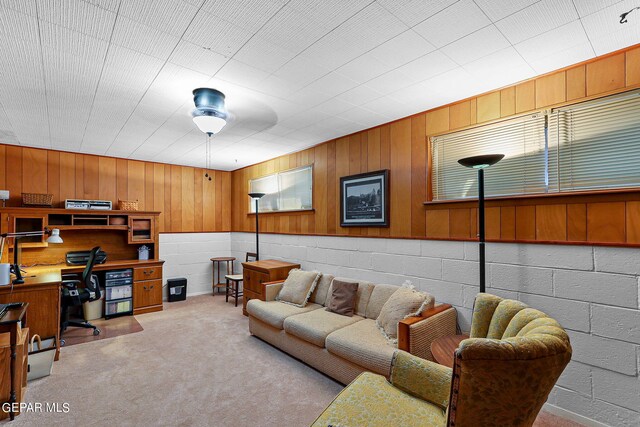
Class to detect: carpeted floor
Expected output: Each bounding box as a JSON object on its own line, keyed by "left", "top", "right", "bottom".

{"left": 12, "top": 295, "right": 583, "bottom": 427}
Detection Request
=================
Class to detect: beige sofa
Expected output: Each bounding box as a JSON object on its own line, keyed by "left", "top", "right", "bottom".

{"left": 246, "top": 274, "right": 457, "bottom": 385}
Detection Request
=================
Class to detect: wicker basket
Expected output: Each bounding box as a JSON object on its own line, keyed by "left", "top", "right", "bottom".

{"left": 22, "top": 193, "right": 54, "bottom": 207}
{"left": 118, "top": 200, "right": 139, "bottom": 211}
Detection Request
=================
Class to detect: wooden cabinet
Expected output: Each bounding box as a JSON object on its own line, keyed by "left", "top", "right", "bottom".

{"left": 4, "top": 212, "right": 49, "bottom": 248}
{"left": 128, "top": 215, "right": 154, "bottom": 244}
{"left": 132, "top": 262, "right": 163, "bottom": 315}
{"left": 241, "top": 260, "right": 300, "bottom": 315}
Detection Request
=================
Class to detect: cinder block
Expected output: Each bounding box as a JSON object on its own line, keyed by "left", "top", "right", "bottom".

{"left": 442, "top": 259, "right": 478, "bottom": 285}
{"left": 386, "top": 238, "right": 421, "bottom": 255}
{"left": 594, "top": 246, "right": 640, "bottom": 275}
{"left": 463, "top": 242, "right": 479, "bottom": 261}
{"left": 421, "top": 240, "right": 465, "bottom": 259}
{"left": 568, "top": 331, "right": 637, "bottom": 375}
{"left": 517, "top": 293, "right": 590, "bottom": 332}
{"left": 325, "top": 249, "right": 353, "bottom": 267}
{"left": 592, "top": 367, "right": 640, "bottom": 411}
{"left": 307, "top": 247, "right": 330, "bottom": 264}
{"left": 487, "top": 243, "right": 594, "bottom": 270}
{"left": 348, "top": 252, "right": 372, "bottom": 270}
{"left": 591, "top": 304, "right": 640, "bottom": 344}
{"left": 402, "top": 256, "right": 441, "bottom": 280}
{"left": 556, "top": 361, "right": 592, "bottom": 398}
{"left": 356, "top": 237, "right": 387, "bottom": 253}
{"left": 370, "top": 253, "right": 405, "bottom": 274}
{"left": 554, "top": 387, "right": 640, "bottom": 427}
{"left": 317, "top": 235, "right": 359, "bottom": 251}
{"left": 554, "top": 270, "right": 638, "bottom": 308}
{"left": 419, "top": 279, "right": 465, "bottom": 307}
{"left": 489, "top": 264, "right": 553, "bottom": 295}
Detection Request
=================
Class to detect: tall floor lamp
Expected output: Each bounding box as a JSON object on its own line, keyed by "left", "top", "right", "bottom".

{"left": 458, "top": 154, "right": 504, "bottom": 293}
{"left": 248, "top": 192, "right": 265, "bottom": 261}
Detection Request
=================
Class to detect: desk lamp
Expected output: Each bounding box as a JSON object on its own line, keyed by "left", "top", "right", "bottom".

{"left": 0, "top": 228, "right": 63, "bottom": 284}
{"left": 248, "top": 193, "right": 265, "bottom": 261}
{"left": 458, "top": 154, "right": 504, "bottom": 293}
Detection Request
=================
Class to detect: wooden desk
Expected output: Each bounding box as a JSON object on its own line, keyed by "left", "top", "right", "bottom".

{"left": 431, "top": 334, "right": 469, "bottom": 369}
{"left": 241, "top": 260, "right": 300, "bottom": 315}
{"left": 0, "top": 303, "right": 29, "bottom": 421}
{"left": 0, "top": 259, "right": 165, "bottom": 363}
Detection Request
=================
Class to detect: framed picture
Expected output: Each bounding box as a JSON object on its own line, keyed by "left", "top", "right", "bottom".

{"left": 340, "top": 169, "right": 389, "bottom": 227}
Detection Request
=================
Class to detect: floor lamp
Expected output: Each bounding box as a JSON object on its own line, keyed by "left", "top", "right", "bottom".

{"left": 248, "top": 192, "right": 265, "bottom": 261}
{"left": 458, "top": 154, "right": 504, "bottom": 293}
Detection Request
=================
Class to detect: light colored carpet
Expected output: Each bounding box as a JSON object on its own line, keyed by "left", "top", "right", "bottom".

{"left": 12, "top": 295, "right": 582, "bottom": 427}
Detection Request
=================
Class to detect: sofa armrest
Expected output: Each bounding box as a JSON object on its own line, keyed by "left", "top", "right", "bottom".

{"left": 398, "top": 304, "right": 457, "bottom": 361}
{"left": 263, "top": 281, "right": 284, "bottom": 301}
{"left": 390, "top": 350, "right": 452, "bottom": 410}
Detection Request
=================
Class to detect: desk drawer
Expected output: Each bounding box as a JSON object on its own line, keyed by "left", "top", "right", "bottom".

{"left": 243, "top": 270, "right": 269, "bottom": 294}
{"left": 134, "top": 266, "right": 162, "bottom": 281}
{"left": 133, "top": 280, "right": 162, "bottom": 309}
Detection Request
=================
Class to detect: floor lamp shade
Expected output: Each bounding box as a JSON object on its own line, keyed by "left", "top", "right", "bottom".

{"left": 458, "top": 154, "right": 504, "bottom": 293}
{"left": 249, "top": 193, "right": 265, "bottom": 260}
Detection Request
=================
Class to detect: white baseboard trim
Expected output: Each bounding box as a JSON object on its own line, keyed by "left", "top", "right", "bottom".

{"left": 543, "top": 403, "right": 607, "bottom": 427}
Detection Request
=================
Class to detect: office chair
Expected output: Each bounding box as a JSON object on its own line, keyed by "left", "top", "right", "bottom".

{"left": 225, "top": 252, "right": 257, "bottom": 307}
{"left": 60, "top": 246, "right": 102, "bottom": 344}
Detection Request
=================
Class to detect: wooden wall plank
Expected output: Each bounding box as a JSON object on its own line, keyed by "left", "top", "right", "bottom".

{"left": 153, "top": 164, "right": 165, "bottom": 232}
{"left": 0, "top": 145, "right": 5, "bottom": 192}
{"left": 587, "top": 202, "right": 625, "bottom": 243}
{"left": 586, "top": 53, "right": 625, "bottom": 96}
{"left": 567, "top": 203, "right": 587, "bottom": 241}
{"left": 515, "top": 205, "right": 536, "bottom": 240}
{"left": 163, "top": 164, "right": 172, "bottom": 232}
{"left": 500, "top": 87, "right": 516, "bottom": 117}
{"left": 98, "top": 157, "right": 116, "bottom": 204}
{"left": 485, "top": 207, "right": 500, "bottom": 240}
{"left": 335, "top": 137, "right": 349, "bottom": 234}
{"left": 449, "top": 209, "right": 470, "bottom": 238}
{"left": 314, "top": 144, "right": 328, "bottom": 234}
{"left": 47, "top": 151, "right": 60, "bottom": 207}
{"left": 170, "top": 165, "right": 182, "bottom": 232}
{"left": 127, "top": 160, "right": 145, "bottom": 209}
{"left": 181, "top": 167, "right": 195, "bottom": 232}
{"left": 515, "top": 80, "right": 535, "bottom": 113}
{"left": 214, "top": 170, "right": 223, "bottom": 231}
{"left": 83, "top": 155, "right": 99, "bottom": 200}
{"left": 425, "top": 210, "right": 449, "bottom": 238}
{"left": 221, "top": 171, "right": 231, "bottom": 231}
{"left": 59, "top": 152, "right": 76, "bottom": 205}
{"left": 566, "top": 65, "right": 586, "bottom": 101}
{"left": 390, "top": 119, "right": 412, "bottom": 237}
{"left": 536, "top": 71, "right": 566, "bottom": 107}
{"left": 194, "top": 168, "right": 203, "bottom": 232}
{"left": 626, "top": 201, "right": 640, "bottom": 243}
{"left": 116, "top": 158, "right": 128, "bottom": 202}
{"left": 449, "top": 101, "right": 471, "bottom": 129}
{"left": 75, "top": 154, "right": 84, "bottom": 200}
{"left": 6, "top": 146, "right": 22, "bottom": 206}
{"left": 500, "top": 206, "right": 515, "bottom": 240}
{"left": 476, "top": 92, "right": 500, "bottom": 123}
{"left": 22, "top": 148, "right": 47, "bottom": 195}
{"left": 144, "top": 162, "right": 154, "bottom": 214}
{"left": 536, "top": 204, "right": 567, "bottom": 241}
{"left": 410, "top": 114, "right": 426, "bottom": 237}
{"left": 425, "top": 108, "right": 449, "bottom": 135}
{"left": 626, "top": 47, "right": 640, "bottom": 86}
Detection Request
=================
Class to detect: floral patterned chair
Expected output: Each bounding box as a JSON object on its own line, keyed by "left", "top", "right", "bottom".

{"left": 311, "top": 293, "right": 572, "bottom": 427}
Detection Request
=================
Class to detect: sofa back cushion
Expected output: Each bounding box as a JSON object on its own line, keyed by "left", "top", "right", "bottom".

{"left": 276, "top": 269, "right": 321, "bottom": 307}
{"left": 365, "top": 284, "right": 400, "bottom": 319}
{"left": 327, "top": 278, "right": 374, "bottom": 317}
{"left": 310, "top": 274, "right": 334, "bottom": 306}
{"left": 326, "top": 280, "right": 359, "bottom": 316}
{"left": 376, "top": 287, "right": 435, "bottom": 343}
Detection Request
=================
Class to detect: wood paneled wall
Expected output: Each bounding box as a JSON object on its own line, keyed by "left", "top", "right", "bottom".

{"left": 0, "top": 145, "right": 231, "bottom": 233}
{"left": 232, "top": 44, "right": 640, "bottom": 246}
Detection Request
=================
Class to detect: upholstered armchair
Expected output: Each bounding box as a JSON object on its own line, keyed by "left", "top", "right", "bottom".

{"left": 312, "top": 293, "right": 572, "bottom": 427}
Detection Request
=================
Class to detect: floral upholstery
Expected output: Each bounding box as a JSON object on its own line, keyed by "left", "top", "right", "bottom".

{"left": 312, "top": 293, "right": 572, "bottom": 427}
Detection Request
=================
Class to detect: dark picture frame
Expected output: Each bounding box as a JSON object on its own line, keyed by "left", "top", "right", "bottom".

{"left": 340, "top": 169, "right": 390, "bottom": 227}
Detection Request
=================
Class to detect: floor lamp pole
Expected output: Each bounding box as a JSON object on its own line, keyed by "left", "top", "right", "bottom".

{"left": 255, "top": 199, "right": 260, "bottom": 261}
{"left": 478, "top": 168, "right": 485, "bottom": 293}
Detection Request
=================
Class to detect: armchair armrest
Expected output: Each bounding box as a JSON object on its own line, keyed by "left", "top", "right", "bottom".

{"left": 390, "top": 350, "right": 452, "bottom": 410}
{"left": 263, "top": 280, "right": 284, "bottom": 301}
{"left": 398, "top": 304, "right": 457, "bottom": 360}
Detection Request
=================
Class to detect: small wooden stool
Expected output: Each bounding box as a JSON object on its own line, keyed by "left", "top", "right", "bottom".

{"left": 211, "top": 257, "right": 235, "bottom": 295}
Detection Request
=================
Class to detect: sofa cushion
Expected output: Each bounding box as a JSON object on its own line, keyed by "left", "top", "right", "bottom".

{"left": 309, "top": 274, "right": 334, "bottom": 306}
{"left": 276, "top": 269, "right": 321, "bottom": 307}
{"left": 283, "top": 308, "right": 364, "bottom": 347}
{"left": 310, "top": 372, "right": 447, "bottom": 427}
{"left": 246, "top": 299, "right": 322, "bottom": 330}
{"left": 326, "top": 319, "right": 396, "bottom": 376}
{"left": 376, "top": 287, "right": 435, "bottom": 343}
{"left": 326, "top": 279, "right": 359, "bottom": 316}
{"left": 365, "top": 284, "right": 400, "bottom": 319}
{"left": 328, "top": 278, "right": 374, "bottom": 317}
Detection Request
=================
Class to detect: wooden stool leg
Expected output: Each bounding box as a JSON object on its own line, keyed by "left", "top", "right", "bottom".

{"left": 234, "top": 281, "right": 239, "bottom": 307}
{"left": 225, "top": 278, "right": 229, "bottom": 302}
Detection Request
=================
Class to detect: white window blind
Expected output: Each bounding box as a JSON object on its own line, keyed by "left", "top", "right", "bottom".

{"left": 431, "top": 113, "right": 548, "bottom": 201}
{"left": 549, "top": 91, "right": 640, "bottom": 192}
{"left": 249, "top": 165, "right": 313, "bottom": 213}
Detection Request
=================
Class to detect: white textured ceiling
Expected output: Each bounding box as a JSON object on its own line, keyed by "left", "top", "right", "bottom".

{"left": 0, "top": 0, "right": 638, "bottom": 170}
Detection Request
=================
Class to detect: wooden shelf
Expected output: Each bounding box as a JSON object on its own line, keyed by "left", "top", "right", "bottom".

{"left": 54, "top": 225, "right": 129, "bottom": 231}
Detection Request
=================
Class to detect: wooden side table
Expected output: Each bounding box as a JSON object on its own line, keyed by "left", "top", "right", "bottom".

{"left": 241, "top": 260, "right": 300, "bottom": 315}
{"left": 211, "top": 257, "right": 235, "bottom": 295}
{"left": 431, "top": 334, "right": 469, "bottom": 369}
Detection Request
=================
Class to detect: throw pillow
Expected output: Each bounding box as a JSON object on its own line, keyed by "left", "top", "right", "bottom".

{"left": 276, "top": 269, "right": 321, "bottom": 307}
{"left": 326, "top": 280, "right": 359, "bottom": 316}
{"left": 376, "top": 282, "right": 435, "bottom": 343}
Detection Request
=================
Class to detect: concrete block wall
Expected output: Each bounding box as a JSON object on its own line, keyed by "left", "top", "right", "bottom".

{"left": 231, "top": 232, "right": 640, "bottom": 427}
{"left": 159, "top": 232, "right": 232, "bottom": 297}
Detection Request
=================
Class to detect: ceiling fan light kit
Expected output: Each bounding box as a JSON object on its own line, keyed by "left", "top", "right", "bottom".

{"left": 192, "top": 88, "right": 228, "bottom": 180}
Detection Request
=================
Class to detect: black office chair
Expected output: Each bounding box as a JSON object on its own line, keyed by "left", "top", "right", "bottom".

{"left": 60, "top": 246, "right": 102, "bottom": 344}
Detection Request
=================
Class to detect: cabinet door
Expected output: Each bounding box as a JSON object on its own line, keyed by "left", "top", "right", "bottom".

{"left": 7, "top": 214, "right": 49, "bottom": 248}
{"left": 133, "top": 280, "right": 162, "bottom": 308}
{"left": 243, "top": 269, "right": 269, "bottom": 294}
{"left": 128, "top": 216, "right": 154, "bottom": 244}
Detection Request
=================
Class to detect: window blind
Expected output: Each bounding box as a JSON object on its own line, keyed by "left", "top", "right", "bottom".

{"left": 431, "top": 113, "right": 548, "bottom": 200}
{"left": 249, "top": 165, "right": 313, "bottom": 212}
{"left": 549, "top": 91, "right": 640, "bottom": 192}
